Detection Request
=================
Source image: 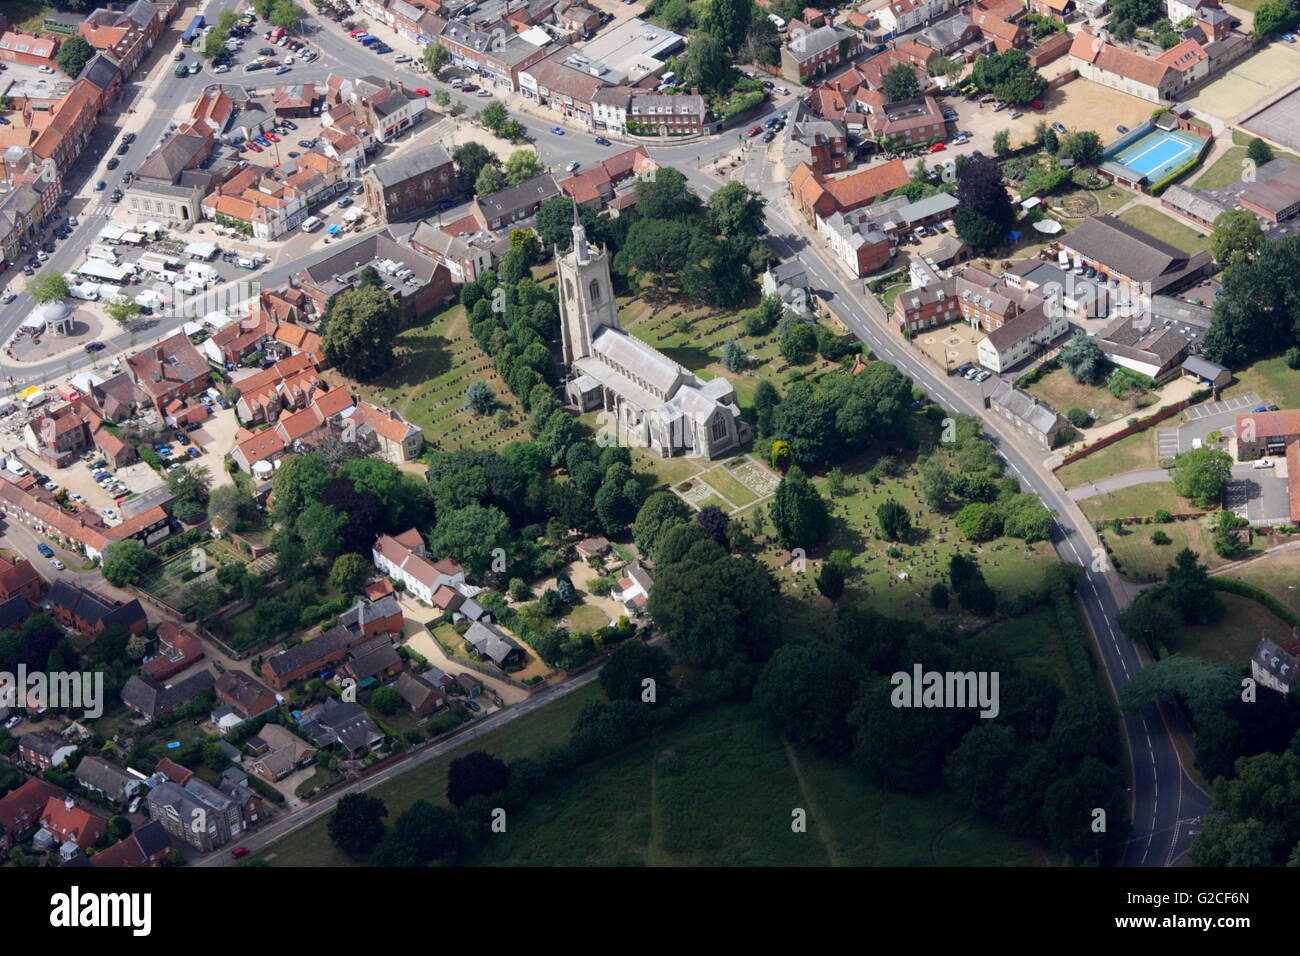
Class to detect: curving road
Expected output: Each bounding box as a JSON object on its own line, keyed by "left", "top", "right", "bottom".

{"left": 0, "top": 5, "right": 1210, "bottom": 865}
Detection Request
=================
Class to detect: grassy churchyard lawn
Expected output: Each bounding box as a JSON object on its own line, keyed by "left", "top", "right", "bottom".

{"left": 1053, "top": 427, "right": 1159, "bottom": 490}
{"left": 1219, "top": 548, "right": 1300, "bottom": 618}
{"left": 1117, "top": 206, "right": 1212, "bottom": 255}
{"left": 617, "top": 293, "right": 847, "bottom": 415}
{"left": 325, "top": 304, "right": 531, "bottom": 455}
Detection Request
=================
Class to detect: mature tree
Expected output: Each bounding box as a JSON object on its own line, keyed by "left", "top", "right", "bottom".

{"left": 656, "top": 0, "right": 695, "bottom": 31}
{"left": 871, "top": 499, "right": 912, "bottom": 542}
{"left": 371, "top": 800, "right": 462, "bottom": 866}
{"left": 633, "top": 491, "right": 692, "bottom": 558}
{"left": 503, "top": 149, "right": 545, "bottom": 186}
{"left": 1058, "top": 329, "right": 1109, "bottom": 385}
{"left": 816, "top": 560, "right": 845, "bottom": 600}
{"left": 1119, "top": 653, "right": 1239, "bottom": 724}
{"left": 55, "top": 35, "right": 95, "bottom": 77}
{"left": 428, "top": 503, "right": 511, "bottom": 577}
{"left": 536, "top": 194, "right": 603, "bottom": 253}
{"left": 851, "top": 676, "right": 975, "bottom": 792}
{"left": 709, "top": 180, "right": 766, "bottom": 238}
{"left": 647, "top": 550, "right": 779, "bottom": 689}
{"left": 600, "top": 641, "right": 674, "bottom": 704}
{"left": 167, "top": 464, "right": 212, "bottom": 501}
{"left": 971, "top": 49, "right": 1046, "bottom": 103}
{"left": 956, "top": 502, "right": 1002, "bottom": 541}
{"left": 881, "top": 62, "right": 921, "bottom": 102}
{"left": 322, "top": 285, "right": 400, "bottom": 381}
{"left": 992, "top": 128, "right": 1012, "bottom": 158}
{"left": 269, "top": 0, "right": 303, "bottom": 30}
{"left": 771, "top": 465, "right": 829, "bottom": 551}
{"left": 464, "top": 379, "right": 496, "bottom": 415}
{"left": 1253, "top": 0, "right": 1297, "bottom": 36}
{"left": 453, "top": 142, "right": 498, "bottom": 192}
{"left": 26, "top": 272, "right": 68, "bottom": 304}
{"left": 1246, "top": 136, "right": 1274, "bottom": 166}
{"left": 919, "top": 456, "right": 952, "bottom": 512}
{"left": 474, "top": 163, "right": 507, "bottom": 196}
{"left": 721, "top": 337, "right": 747, "bottom": 372}
{"left": 1001, "top": 494, "right": 1054, "bottom": 542}
{"left": 1162, "top": 547, "right": 1223, "bottom": 625}
{"left": 271, "top": 453, "right": 330, "bottom": 524}
{"left": 945, "top": 724, "right": 1023, "bottom": 820}
{"left": 634, "top": 166, "right": 699, "bottom": 220}
{"left": 754, "top": 643, "right": 862, "bottom": 752}
{"left": 447, "top": 751, "right": 509, "bottom": 808}
{"left": 616, "top": 218, "right": 695, "bottom": 298}
{"left": 102, "top": 540, "right": 155, "bottom": 587}
{"left": 1043, "top": 756, "right": 1128, "bottom": 861}
{"left": 423, "top": 43, "right": 452, "bottom": 75}
{"left": 330, "top": 553, "right": 370, "bottom": 595}
{"left": 1058, "top": 130, "right": 1103, "bottom": 165}
{"left": 207, "top": 484, "right": 257, "bottom": 531}
{"left": 1201, "top": 234, "right": 1300, "bottom": 366}
{"left": 1210, "top": 209, "right": 1264, "bottom": 271}
{"left": 1171, "top": 446, "right": 1232, "bottom": 507}
{"left": 741, "top": 10, "right": 780, "bottom": 65}
{"left": 327, "top": 793, "right": 387, "bottom": 859}
{"left": 695, "top": 503, "right": 730, "bottom": 547}
{"left": 954, "top": 155, "right": 1014, "bottom": 251}
{"left": 698, "top": 0, "right": 752, "bottom": 50}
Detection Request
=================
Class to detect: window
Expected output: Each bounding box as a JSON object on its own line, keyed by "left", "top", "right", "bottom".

{"left": 564, "top": 278, "right": 574, "bottom": 301}
{"left": 588, "top": 278, "right": 600, "bottom": 302}
{"left": 711, "top": 418, "right": 727, "bottom": 441}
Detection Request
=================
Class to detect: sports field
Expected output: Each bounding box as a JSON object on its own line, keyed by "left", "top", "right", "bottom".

{"left": 1188, "top": 45, "right": 1300, "bottom": 123}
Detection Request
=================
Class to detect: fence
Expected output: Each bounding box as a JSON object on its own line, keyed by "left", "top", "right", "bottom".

{"left": 1052, "top": 397, "right": 1193, "bottom": 470}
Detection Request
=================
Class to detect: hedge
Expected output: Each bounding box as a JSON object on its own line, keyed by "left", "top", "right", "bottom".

{"left": 1209, "top": 577, "right": 1300, "bottom": 629}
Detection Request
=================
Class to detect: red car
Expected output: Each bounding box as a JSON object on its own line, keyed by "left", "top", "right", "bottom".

{"left": 349, "top": 28, "right": 367, "bottom": 36}
{"left": 1030, "top": 99, "right": 1043, "bottom": 109}
{"left": 265, "top": 132, "right": 279, "bottom": 142}
{"left": 928, "top": 142, "right": 945, "bottom": 152}
{"left": 414, "top": 87, "right": 429, "bottom": 96}
{"left": 231, "top": 847, "right": 250, "bottom": 859}
{"left": 248, "top": 143, "right": 262, "bottom": 152}
{"left": 461, "top": 83, "right": 479, "bottom": 92}
{"left": 747, "top": 125, "right": 762, "bottom": 136}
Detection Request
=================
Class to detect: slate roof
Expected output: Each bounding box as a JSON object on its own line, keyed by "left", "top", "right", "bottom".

{"left": 474, "top": 171, "right": 560, "bottom": 221}
{"left": 988, "top": 379, "right": 1062, "bottom": 437}
{"left": 121, "top": 671, "right": 215, "bottom": 720}
{"left": 464, "top": 620, "right": 522, "bottom": 666}
{"left": 73, "top": 756, "right": 139, "bottom": 803}
{"left": 300, "top": 699, "right": 384, "bottom": 752}
{"left": 1060, "top": 214, "right": 1211, "bottom": 287}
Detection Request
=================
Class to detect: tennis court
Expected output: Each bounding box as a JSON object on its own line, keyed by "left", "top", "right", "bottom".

{"left": 1109, "top": 128, "right": 1206, "bottom": 183}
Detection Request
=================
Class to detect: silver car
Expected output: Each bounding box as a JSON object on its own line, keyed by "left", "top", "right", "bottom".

{"left": 975, "top": 370, "right": 992, "bottom": 383}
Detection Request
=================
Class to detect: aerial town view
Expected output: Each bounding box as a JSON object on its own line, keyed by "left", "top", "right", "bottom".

{"left": 0, "top": 0, "right": 1295, "bottom": 920}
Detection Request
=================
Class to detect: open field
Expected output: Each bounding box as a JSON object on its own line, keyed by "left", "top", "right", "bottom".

{"left": 1219, "top": 548, "right": 1300, "bottom": 617}
{"left": 1054, "top": 428, "right": 1159, "bottom": 489}
{"left": 1077, "top": 483, "right": 1190, "bottom": 523}
{"left": 325, "top": 304, "right": 530, "bottom": 454}
{"left": 1100, "top": 515, "right": 1229, "bottom": 580}
{"left": 1187, "top": 44, "right": 1300, "bottom": 122}
{"left": 1027, "top": 367, "right": 1147, "bottom": 428}
{"left": 255, "top": 681, "right": 605, "bottom": 867}
{"left": 1220, "top": 354, "right": 1300, "bottom": 410}
{"left": 474, "top": 700, "right": 1051, "bottom": 866}
{"left": 1172, "top": 592, "right": 1291, "bottom": 666}
{"left": 1117, "top": 206, "right": 1211, "bottom": 254}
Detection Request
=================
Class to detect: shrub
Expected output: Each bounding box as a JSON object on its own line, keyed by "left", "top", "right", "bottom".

{"left": 1150, "top": 530, "right": 1172, "bottom": 545}
{"left": 1066, "top": 407, "right": 1093, "bottom": 428}
{"left": 1154, "top": 509, "right": 1172, "bottom": 523}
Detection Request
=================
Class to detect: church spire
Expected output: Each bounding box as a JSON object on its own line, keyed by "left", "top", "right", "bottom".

{"left": 571, "top": 197, "right": 589, "bottom": 264}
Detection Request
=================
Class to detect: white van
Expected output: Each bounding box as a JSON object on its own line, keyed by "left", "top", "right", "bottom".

{"left": 68, "top": 282, "right": 100, "bottom": 301}
{"left": 5, "top": 458, "right": 28, "bottom": 476}
{"left": 138, "top": 253, "right": 181, "bottom": 278}
{"left": 183, "top": 262, "right": 218, "bottom": 283}
{"left": 301, "top": 215, "right": 324, "bottom": 233}
{"left": 173, "top": 278, "right": 203, "bottom": 296}
{"left": 21, "top": 390, "right": 46, "bottom": 409}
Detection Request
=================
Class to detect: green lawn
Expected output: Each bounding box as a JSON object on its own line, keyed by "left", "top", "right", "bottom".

{"left": 474, "top": 701, "right": 1051, "bottom": 866}
{"left": 1171, "top": 592, "right": 1290, "bottom": 666}
{"left": 1117, "top": 206, "right": 1210, "bottom": 255}
{"left": 1194, "top": 143, "right": 1300, "bottom": 190}
{"left": 566, "top": 603, "right": 610, "bottom": 632}
{"left": 328, "top": 304, "right": 530, "bottom": 454}
{"left": 1219, "top": 548, "right": 1300, "bottom": 617}
{"left": 1220, "top": 354, "right": 1300, "bottom": 410}
{"left": 1027, "top": 367, "right": 1147, "bottom": 427}
{"left": 697, "top": 466, "right": 760, "bottom": 508}
{"left": 1099, "top": 515, "right": 1230, "bottom": 580}
{"left": 1054, "top": 427, "right": 1158, "bottom": 489}
{"left": 1077, "top": 482, "right": 1189, "bottom": 523}
{"left": 254, "top": 681, "right": 605, "bottom": 867}
{"left": 752, "top": 440, "right": 1059, "bottom": 620}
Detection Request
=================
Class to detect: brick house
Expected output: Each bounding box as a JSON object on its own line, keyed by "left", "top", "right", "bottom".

{"left": 363, "top": 145, "right": 456, "bottom": 222}
{"left": 126, "top": 333, "right": 211, "bottom": 415}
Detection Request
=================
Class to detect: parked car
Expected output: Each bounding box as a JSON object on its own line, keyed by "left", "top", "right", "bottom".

{"left": 275, "top": 65, "right": 290, "bottom": 74}
{"left": 747, "top": 125, "right": 762, "bottom": 136}
{"left": 231, "top": 847, "right": 250, "bottom": 859}
{"left": 36, "top": 544, "right": 53, "bottom": 558}
{"left": 1116, "top": 124, "right": 1129, "bottom": 134}
{"left": 3, "top": 716, "right": 20, "bottom": 730}
{"left": 282, "top": 119, "right": 298, "bottom": 130}
{"left": 1051, "top": 121, "right": 1067, "bottom": 134}
{"left": 565, "top": 160, "right": 580, "bottom": 172}
{"left": 187, "top": 447, "right": 201, "bottom": 459}
{"left": 1253, "top": 458, "right": 1275, "bottom": 469}
{"left": 106, "top": 157, "right": 119, "bottom": 170}
{"left": 50, "top": 558, "right": 64, "bottom": 571}
{"left": 110, "top": 190, "right": 122, "bottom": 202}
{"left": 95, "top": 180, "right": 107, "bottom": 191}
{"left": 1009, "top": 109, "right": 1021, "bottom": 119}
{"left": 414, "top": 87, "right": 429, "bottom": 96}
{"left": 975, "top": 370, "right": 992, "bottom": 383}
{"left": 928, "top": 142, "right": 945, "bottom": 152}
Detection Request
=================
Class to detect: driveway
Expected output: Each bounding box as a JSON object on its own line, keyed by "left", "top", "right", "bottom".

{"left": 1159, "top": 392, "right": 1261, "bottom": 456}
{"left": 1225, "top": 465, "right": 1294, "bottom": 526}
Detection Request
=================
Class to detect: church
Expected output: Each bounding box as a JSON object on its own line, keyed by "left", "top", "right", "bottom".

{"left": 559, "top": 206, "right": 749, "bottom": 459}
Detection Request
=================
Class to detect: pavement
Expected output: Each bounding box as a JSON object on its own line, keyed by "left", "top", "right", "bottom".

{"left": 1068, "top": 468, "right": 1172, "bottom": 501}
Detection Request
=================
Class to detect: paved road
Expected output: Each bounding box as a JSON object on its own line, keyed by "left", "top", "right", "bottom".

{"left": 1068, "top": 468, "right": 1173, "bottom": 500}
{"left": 698, "top": 143, "right": 1210, "bottom": 866}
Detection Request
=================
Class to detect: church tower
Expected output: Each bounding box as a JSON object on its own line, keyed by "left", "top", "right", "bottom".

{"left": 558, "top": 200, "right": 619, "bottom": 367}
